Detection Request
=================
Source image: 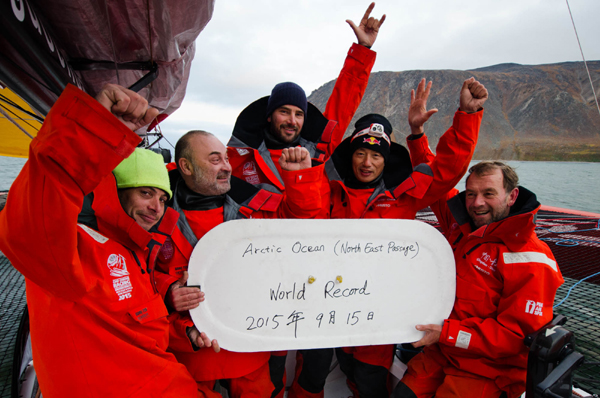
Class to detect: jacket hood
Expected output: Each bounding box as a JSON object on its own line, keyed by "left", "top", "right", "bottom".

{"left": 327, "top": 134, "right": 413, "bottom": 190}
{"left": 229, "top": 96, "right": 331, "bottom": 149}
{"left": 448, "top": 186, "right": 541, "bottom": 250}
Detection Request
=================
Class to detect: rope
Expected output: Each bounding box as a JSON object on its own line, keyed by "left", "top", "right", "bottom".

{"left": 565, "top": 0, "right": 600, "bottom": 117}
{"left": 104, "top": 0, "right": 120, "bottom": 85}
{"left": 553, "top": 271, "right": 600, "bottom": 308}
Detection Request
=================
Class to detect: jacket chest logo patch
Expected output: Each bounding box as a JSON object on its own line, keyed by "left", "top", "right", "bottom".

{"left": 107, "top": 254, "right": 133, "bottom": 301}
{"left": 243, "top": 162, "right": 257, "bottom": 176}
{"left": 159, "top": 237, "right": 174, "bottom": 262}
{"left": 473, "top": 251, "right": 497, "bottom": 276}
{"left": 525, "top": 300, "right": 544, "bottom": 316}
{"left": 236, "top": 148, "right": 250, "bottom": 156}
{"left": 107, "top": 254, "right": 129, "bottom": 277}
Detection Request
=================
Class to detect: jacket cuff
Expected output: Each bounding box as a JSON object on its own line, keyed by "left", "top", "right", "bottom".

{"left": 452, "top": 108, "right": 483, "bottom": 145}
{"left": 155, "top": 270, "right": 179, "bottom": 299}
{"left": 348, "top": 42, "right": 376, "bottom": 64}
{"left": 440, "top": 318, "right": 468, "bottom": 349}
{"left": 406, "top": 133, "right": 430, "bottom": 151}
{"left": 280, "top": 163, "right": 324, "bottom": 185}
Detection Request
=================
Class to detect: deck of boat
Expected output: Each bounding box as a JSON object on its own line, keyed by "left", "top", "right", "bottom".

{"left": 0, "top": 252, "right": 27, "bottom": 398}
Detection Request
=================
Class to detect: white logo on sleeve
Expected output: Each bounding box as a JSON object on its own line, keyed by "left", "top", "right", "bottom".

{"left": 455, "top": 330, "right": 471, "bottom": 349}
{"left": 526, "top": 300, "right": 544, "bottom": 316}
{"left": 237, "top": 148, "right": 250, "bottom": 156}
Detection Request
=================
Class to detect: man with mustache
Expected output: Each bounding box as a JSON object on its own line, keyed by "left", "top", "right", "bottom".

{"left": 391, "top": 161, "right": 564, "bottom": 398}
{"left": 227, "top": 4, "right": 384, "bottom": 396}
{"left": 0, "top": 83, "right": 201, "bottom": 397}
{"left": 155, "top": 130, "right": 325, "bottom": 397}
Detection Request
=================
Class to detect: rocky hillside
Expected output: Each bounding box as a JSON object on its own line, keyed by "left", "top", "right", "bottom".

{"left": 308, "top": 61, "right": 600, "bottom": 161}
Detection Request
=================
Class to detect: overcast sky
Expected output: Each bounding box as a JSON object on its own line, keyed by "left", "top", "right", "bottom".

{"left": 157, "top": 0, "right": 600, "bottom": 148}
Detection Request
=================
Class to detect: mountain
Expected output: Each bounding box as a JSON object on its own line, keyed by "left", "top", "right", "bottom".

{"left": 308, "top": 61, "right": 600, "bottom": 161}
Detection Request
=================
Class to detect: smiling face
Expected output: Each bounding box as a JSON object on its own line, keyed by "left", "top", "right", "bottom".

{"left": 118, "top": 187, "right": 168, "bottom": 231}
{"left": 179, "top": 133, "right": 232, "bottom": 196}
{"left": 351, "top": 147, "right": 385, "bottom": 184}
{"left": 465, "top": 168, "right": 519, "bottom": 228}
{"left": 267, "top": 105, "right": 305, "bottom": 144}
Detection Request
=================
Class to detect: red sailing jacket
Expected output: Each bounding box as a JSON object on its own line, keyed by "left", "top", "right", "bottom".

{"left": 155, "top": 164, "right": 324, "bottom": 381}
{"left": 429, "top": 187, "right": 564, "bottom": 397}
{"left": 0, "top": 85, "right": 198, "bottom": 397}
{"left": 227, "top": 43, "right": 376, "bottom": 193}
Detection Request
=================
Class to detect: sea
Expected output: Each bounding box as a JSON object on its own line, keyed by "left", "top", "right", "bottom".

{"left": 1, "top": 156, "right": 600, "bottom": 214}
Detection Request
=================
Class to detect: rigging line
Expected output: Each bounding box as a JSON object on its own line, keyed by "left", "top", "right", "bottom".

{"left": 0, "top": 54, "right": 59, "bottom": 96}
{"left": 565, "top": 0, "right": 600, "bottom": 117}
{"left": 0, "top": 103, "right": 42, "bottom": 131}
{"left": 0, "top": 106, "right": 35, "bottom": 139}
{"left": 553, "top": 270, "right": 600, "bottom": 308}
{"left": 155, "top": 123, "right": 176, "bottom": 149}
{"left": 0, "top": 95, "right": 45, "bottom": 123}
{"left": 103, "top": 0, "right": 120, "bottom": 85}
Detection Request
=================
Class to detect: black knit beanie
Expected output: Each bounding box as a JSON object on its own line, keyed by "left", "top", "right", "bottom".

{"left": 266, "top": 82, "right": 308, "bottom": 117}
{"left": 349, "top": 114, "right": 393, "bottom": 162}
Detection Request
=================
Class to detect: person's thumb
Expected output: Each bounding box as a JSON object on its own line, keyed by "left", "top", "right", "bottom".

{"left": 178, "top": 270, "right": 189, "bottom": 285}
{"left": 346, "top": 20, "right": 359, "bottom": 35}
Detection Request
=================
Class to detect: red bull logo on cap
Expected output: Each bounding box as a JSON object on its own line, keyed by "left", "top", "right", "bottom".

{"left": 363, "top": 136, "right": 381, "bottom": 146}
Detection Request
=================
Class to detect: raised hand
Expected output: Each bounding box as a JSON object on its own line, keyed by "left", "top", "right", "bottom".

{"left": 408, "top": 78, "right": 438, "bottom": 136}
{"left": 346, "top": 2, "right": 386, "bottom": 48}
{"left": 411, "top": 323, "right": 442, "bottom": 348}
{"left": 459, "top": 77, "right": 488, "bottom": 113}
{"left": 167, "top": 271, "right": 204, "bottom": 312}
{"left": 279, "top": 147, "right": 312, "bottom": 171}
{"left": 95, "top": 83, "right": 159, "bottom": 132}
{"left": 187, "top": 325, "right": 220, "bottom": 353}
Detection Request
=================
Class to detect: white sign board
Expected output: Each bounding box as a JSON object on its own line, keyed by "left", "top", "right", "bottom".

{"left": 188, "top": 219, "right": 455, "bottom": 352}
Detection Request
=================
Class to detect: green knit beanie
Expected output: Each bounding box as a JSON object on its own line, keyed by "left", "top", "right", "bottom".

{"left": 113, "top": 148, "right": 172, "bottom": 199}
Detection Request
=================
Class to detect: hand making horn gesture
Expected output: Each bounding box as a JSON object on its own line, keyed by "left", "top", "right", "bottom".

{"left": 346, "top": 2, "right": 386, "bottom": 48}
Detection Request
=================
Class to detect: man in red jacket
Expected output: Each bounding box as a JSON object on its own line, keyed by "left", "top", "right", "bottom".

{"left": 155, "top": 130, "right": 324, "bottom": 398}
{"left": 227, "top": 2, "right": 384, "bottom": 195}
{"left": 0, "top": 83, "right": 200, "bottom": 397}
{"left": 227, "top": 5, "right": 385, "bottom": 396}
{"left": 323, "top": 77, "right": 488, "bottom": 397}
{"left": 392, "top": 162, "right": 564, "bottom": 398}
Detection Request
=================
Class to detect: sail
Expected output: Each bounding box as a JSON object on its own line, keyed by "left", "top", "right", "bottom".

{"left": 0, "top": 0, "right": 215, "bottom": 158}
{"left": 0, "top": 87, "right": 42, "bottom": 158}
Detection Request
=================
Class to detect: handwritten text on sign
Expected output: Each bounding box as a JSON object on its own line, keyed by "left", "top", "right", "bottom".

{"left": 188, "top": 219, "right": 455, "bottom": 352}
